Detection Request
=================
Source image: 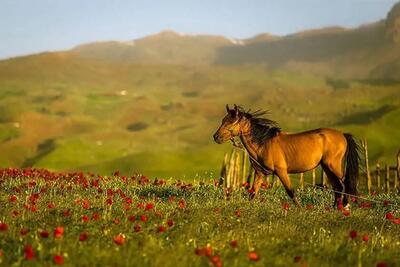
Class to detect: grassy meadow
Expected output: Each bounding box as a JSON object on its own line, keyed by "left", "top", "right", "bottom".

{"left": 0, "top": 169, "right": 399, "bottom": 267}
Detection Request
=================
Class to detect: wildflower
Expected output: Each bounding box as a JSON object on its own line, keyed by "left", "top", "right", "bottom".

{"left": 113, "top": 234, "right": 125, "bottom": 245}
{"left": 294, "top": 255, "right": 302, "bottom": 263}
{"left": 40, "top": 230, "right": 49, "bottom": 238}
{"left": 230, "top": 240, "right": 238, "bottom": 248}
{"left": 140, "top": 215, "right": 148, "bottom": 222}
{"left": 82, "top": 200, "right": 90, "bottom": 209}
{"left": 128, "top": 215, "right": 136, "bottom": 222}
{"left": 54, "top": 254, "right": 64, "bottom": 265}
{"left": 385, "top": 212, "right": 394, "bottom": 220}
{"left": 63, "top": 209, "right": 71, "bottom": 217}
{"left": 306, "top": 204, "right": 313, "bottom": 210}
{"left": 54, "top": 227, "right": 64, "bottom": 238}
{"left": 362, "top": 234, "right": 369, "bottom": 242}
{"left": 342, "top": 209, "right": 350, "bottom": 217}
{"left": 145, "top": 202, "right": 154, "bottom": 211}
{"left": 349, "top": 230, "right": 357, "bottom": 239}
{"left": 234, "top": 209, "right": 241, "bottom": 217}
{"left": 178, "top": 199, "right": 186, "bottom": 209}
{"left": 24, "top": 244, "right": 35, "bottom": 260}
{"left": 9, "top": 195, "right": 17, "bottom": 203}
{"left": 47, "top": 202, "right": 55, "bottom": 209}
{"left": 0, "top": 222, "right": 8, "bottom": 232}
{"left": 282, "top": 202, "right": 290, "bottom": 211}
{"left": 92, "top": 212, "right": 101, "bottom": 221}
{"left": 167, "top": 219, "right": 174, "bottom": 227}
{"left": 20, "top": 228, "right": 29, "bottom": 236}
{"left": 79, "top": 232, "right": 89, "bottom": 242}
{"left": 376, "top": 262, "right": 388, "bottom": 267}
{"left": 137, "top": 202, "right": 145, "bottom": 209}
{"left": 392, "top": 218, "right": 400, "bottom": 224}
{"left": 157, "top": 226, "right": 166, "bottom": 233}
{"left": 248, "top": 251, "right": 260, "bottom": 261}
{"left": 82, "top": 215, "right": 90, "bottom": 223}
{"left": 133, "top": 225, "right": 141, "bottom": 232}
{"left": 205, "top": 245, "right": 213, "bottom": 257}
{"left": 383, "top": 200, "right": 390, "bottom": 207}
{"left": 210, "top": 255, "right": 222, "bottom": 267}
{"left": 113, "top": 218, "right": 120, "bottom": 225}
{"left": 105, "top": 198, "right": 113, "bottom": 205}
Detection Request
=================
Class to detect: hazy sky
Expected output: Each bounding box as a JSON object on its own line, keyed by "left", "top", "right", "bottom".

{"left": 0, "top": 0, "right": 398, "bottom": 59}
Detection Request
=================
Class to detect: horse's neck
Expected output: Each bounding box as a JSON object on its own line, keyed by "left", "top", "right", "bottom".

{"left": 240, "top": 134, "right": 261, "bottom": 160}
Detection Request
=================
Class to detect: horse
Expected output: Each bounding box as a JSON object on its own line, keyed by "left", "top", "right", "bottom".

{"left": 213, "top": 104, "right": 360, "bottom": 208}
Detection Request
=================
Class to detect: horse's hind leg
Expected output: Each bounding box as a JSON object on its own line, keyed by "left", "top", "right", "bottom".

{"left": 321, "top": 163, "right": 345, "bottom": 208}
{"left": 249, "top": 171, "right": 263, "bottom": 199}
{"left": 275, "top": 168, "right": 301, "bottom": 207}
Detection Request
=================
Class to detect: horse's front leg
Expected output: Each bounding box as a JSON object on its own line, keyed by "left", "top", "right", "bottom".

{"left": 275, "top": 168, "right": 301, "bottom": 207}
{"left": 249, "top": 170, "right": 263, "bottom": 200}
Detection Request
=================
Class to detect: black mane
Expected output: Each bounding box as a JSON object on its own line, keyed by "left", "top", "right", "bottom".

{"left": 237, "top": 106, "right": 281, "bottom": 144}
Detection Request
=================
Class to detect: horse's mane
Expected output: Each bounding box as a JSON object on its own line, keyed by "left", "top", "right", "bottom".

{"left": 237, "top": 106, "right": 281, "bottom": 144}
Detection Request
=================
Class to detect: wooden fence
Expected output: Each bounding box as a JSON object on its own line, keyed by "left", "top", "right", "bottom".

{"left": 220, "top": 142, "right": 400, "bottom": 194}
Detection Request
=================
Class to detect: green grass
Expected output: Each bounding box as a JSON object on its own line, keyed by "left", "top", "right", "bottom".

{"left": 0, "top": 171, "right": 399, "bottom": 266}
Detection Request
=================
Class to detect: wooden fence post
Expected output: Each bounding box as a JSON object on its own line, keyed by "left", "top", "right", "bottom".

{"left": 241, "top": 150, "right": 247, "bottom": 187}
{"left": 299, "top": 173, "right": 304, "bottom": 190}
{"left": 312, "top": 168, "right": 316, "bottom": 186}
{"left": 219, "top": 152, "right": 229, "bottom": 186}
{"left": 376, "top": 163, "right": 381, "bottom": 192}
{"left": 362, "top": 138, "right": 372, "bottom": 194}
{"left": 321, "top": 168, "right": 327, "bottom": 187}
{"left": 385, "top": 164, "right": 390, "bottom": 193}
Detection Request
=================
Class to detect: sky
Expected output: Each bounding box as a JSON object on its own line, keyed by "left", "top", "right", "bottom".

{"left": 0, "top": 0, "right": 398, "bottom": 59}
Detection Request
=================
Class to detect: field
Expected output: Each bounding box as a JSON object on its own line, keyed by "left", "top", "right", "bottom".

{"left": 1, "top": 168, "right": 399, "bottom": 266}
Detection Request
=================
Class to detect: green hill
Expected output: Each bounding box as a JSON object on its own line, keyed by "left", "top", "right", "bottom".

{"left": 0, "top": 3, "right": 399, "bottom": 178}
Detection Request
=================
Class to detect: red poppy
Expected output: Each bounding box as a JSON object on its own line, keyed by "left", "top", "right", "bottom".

{"left": 392, "top": 218, "right": 400, "bottom": 224}
{"left": 306, "top": 204, "right": 313, "bottom": 210}
{"left": 0, "top": 222, "right": 8, "bottom": 232}
{"left": 178, "top": 199, "right": 186, "bottom": 209}
{"left": 362, "top": 234, "right": 369, "bottom": 242}
{"left": 105, "top": 198, "right": 113, "bottom": 205}
{"left": 82, "top": 215, "right": 90, "bottom": 223}
{"left": 9, "top": 195, "right": 17, "bottom": 203}
{"left": 210, "top": 255, "right": 222, "bottom": 267}
{"left": 234, "top": 209, "right": 241, "bottom": 217}
{"left": 205, "top": 245, "right": 213, "bottom": 257}
{"left": 113, "top": 234, "right": 125, "bottom": 245}
{"left": 376, "top": 262, "right": 388, "bottom": 267}
{"left": 92, "top": 212, "right": 101, "bottom": 221}
{"left": 47, "top": 202, "right": 55, "bottom": 209}
{"left": 140, "top": 215, "right": 148, "bottom": 222}
{"left": 79, "top": 232, "right": 89, "bottom": 241}
{"left": 82, "top": 200, "right": 90, "bottom": 209}
{"left": 385, "top": 212, "right": 394, "bottom": 220}
{"left": 294, "top": 255, "right": 302, "bottom": 263}
{"left": 157, "top": 226, "right": 166, "bottom": 233}
{"left": 24, "top": 244, "right": 35, "bottom": 260}
{"left": 54, "top": 254, "right": 64, "bottom": 265}
{"left": 383, "top": 200, "right": 390, "bottom": 207}
{"left": 0, "top": 249, "right": 3, "bottom": 257}
{"left": 282, "top": 202, "right": 290, "bottom": 211}
{"left": 137, "top": 202, "right": 145, "bottom": 209}
{"left": 63, "top": 209, "right": 71, "bottom": 217}
{"left": 342, "top": 209, "right": 350, "bottom": 217}
{"left": 40, "top": 230, "right": 49, "bottom": 238}
{"left": 113, "top": 218, "right": 120, "bottom": 225}
{"left": 248, "top": 251, "right": 260, "bottom": 261}
{"left": 54, "top": 226, "right": 64, "bottom": 238}
{"left": 133, "top": 224, "right": 141, "bottom": 232}
{"left": 125, "top": 197, "right": 132, "bottom": 204}
{"left": 230, "top": 240, "right": 238, "bottom": 248}
{"left": 167, "top": 219, "right": 174, "bottom": 227}
{"left": 145, "top": 202, "right": 154, "bottom": 211}
{"left": 128, "top": 215, "right": 136, "bottom": 222}
{"left": 349, "top": 230, "right": 357, "bottom": 239}
{"left": 20, "top": 228, "right": 29, "bottom": 236}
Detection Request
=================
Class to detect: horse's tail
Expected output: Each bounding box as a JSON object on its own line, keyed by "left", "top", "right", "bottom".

{"left": 344, "top": 133, "right": 360, "bottom": 195}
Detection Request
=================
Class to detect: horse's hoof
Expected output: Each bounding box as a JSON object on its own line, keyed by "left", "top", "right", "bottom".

{"left": 343, "top": 203, "right": 350, "bottom": 210}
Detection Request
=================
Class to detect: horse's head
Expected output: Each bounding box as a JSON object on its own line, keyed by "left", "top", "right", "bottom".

{"left": 213, "top": 104, "right": 249, "bottom": 144}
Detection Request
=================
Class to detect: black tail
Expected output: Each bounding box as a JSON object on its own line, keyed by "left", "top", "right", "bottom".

{"left": 344, "top": 133, "right": 360, "bottom": 196}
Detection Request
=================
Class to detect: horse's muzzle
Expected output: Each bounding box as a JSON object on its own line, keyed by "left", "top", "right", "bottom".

{"left": 213, "top": 133, "right": 223, "bottom": 144}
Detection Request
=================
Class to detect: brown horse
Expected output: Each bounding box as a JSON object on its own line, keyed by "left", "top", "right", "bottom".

{"left": 213, "top": 105, "right": 360, "bottom": 208}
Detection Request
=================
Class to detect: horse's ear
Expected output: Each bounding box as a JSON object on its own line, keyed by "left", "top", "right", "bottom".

{"left": 233, "top": 104, "right": 239, "bottom": 116}
{"left": 226, "top": 104, "right": 230, "bottom": 113}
